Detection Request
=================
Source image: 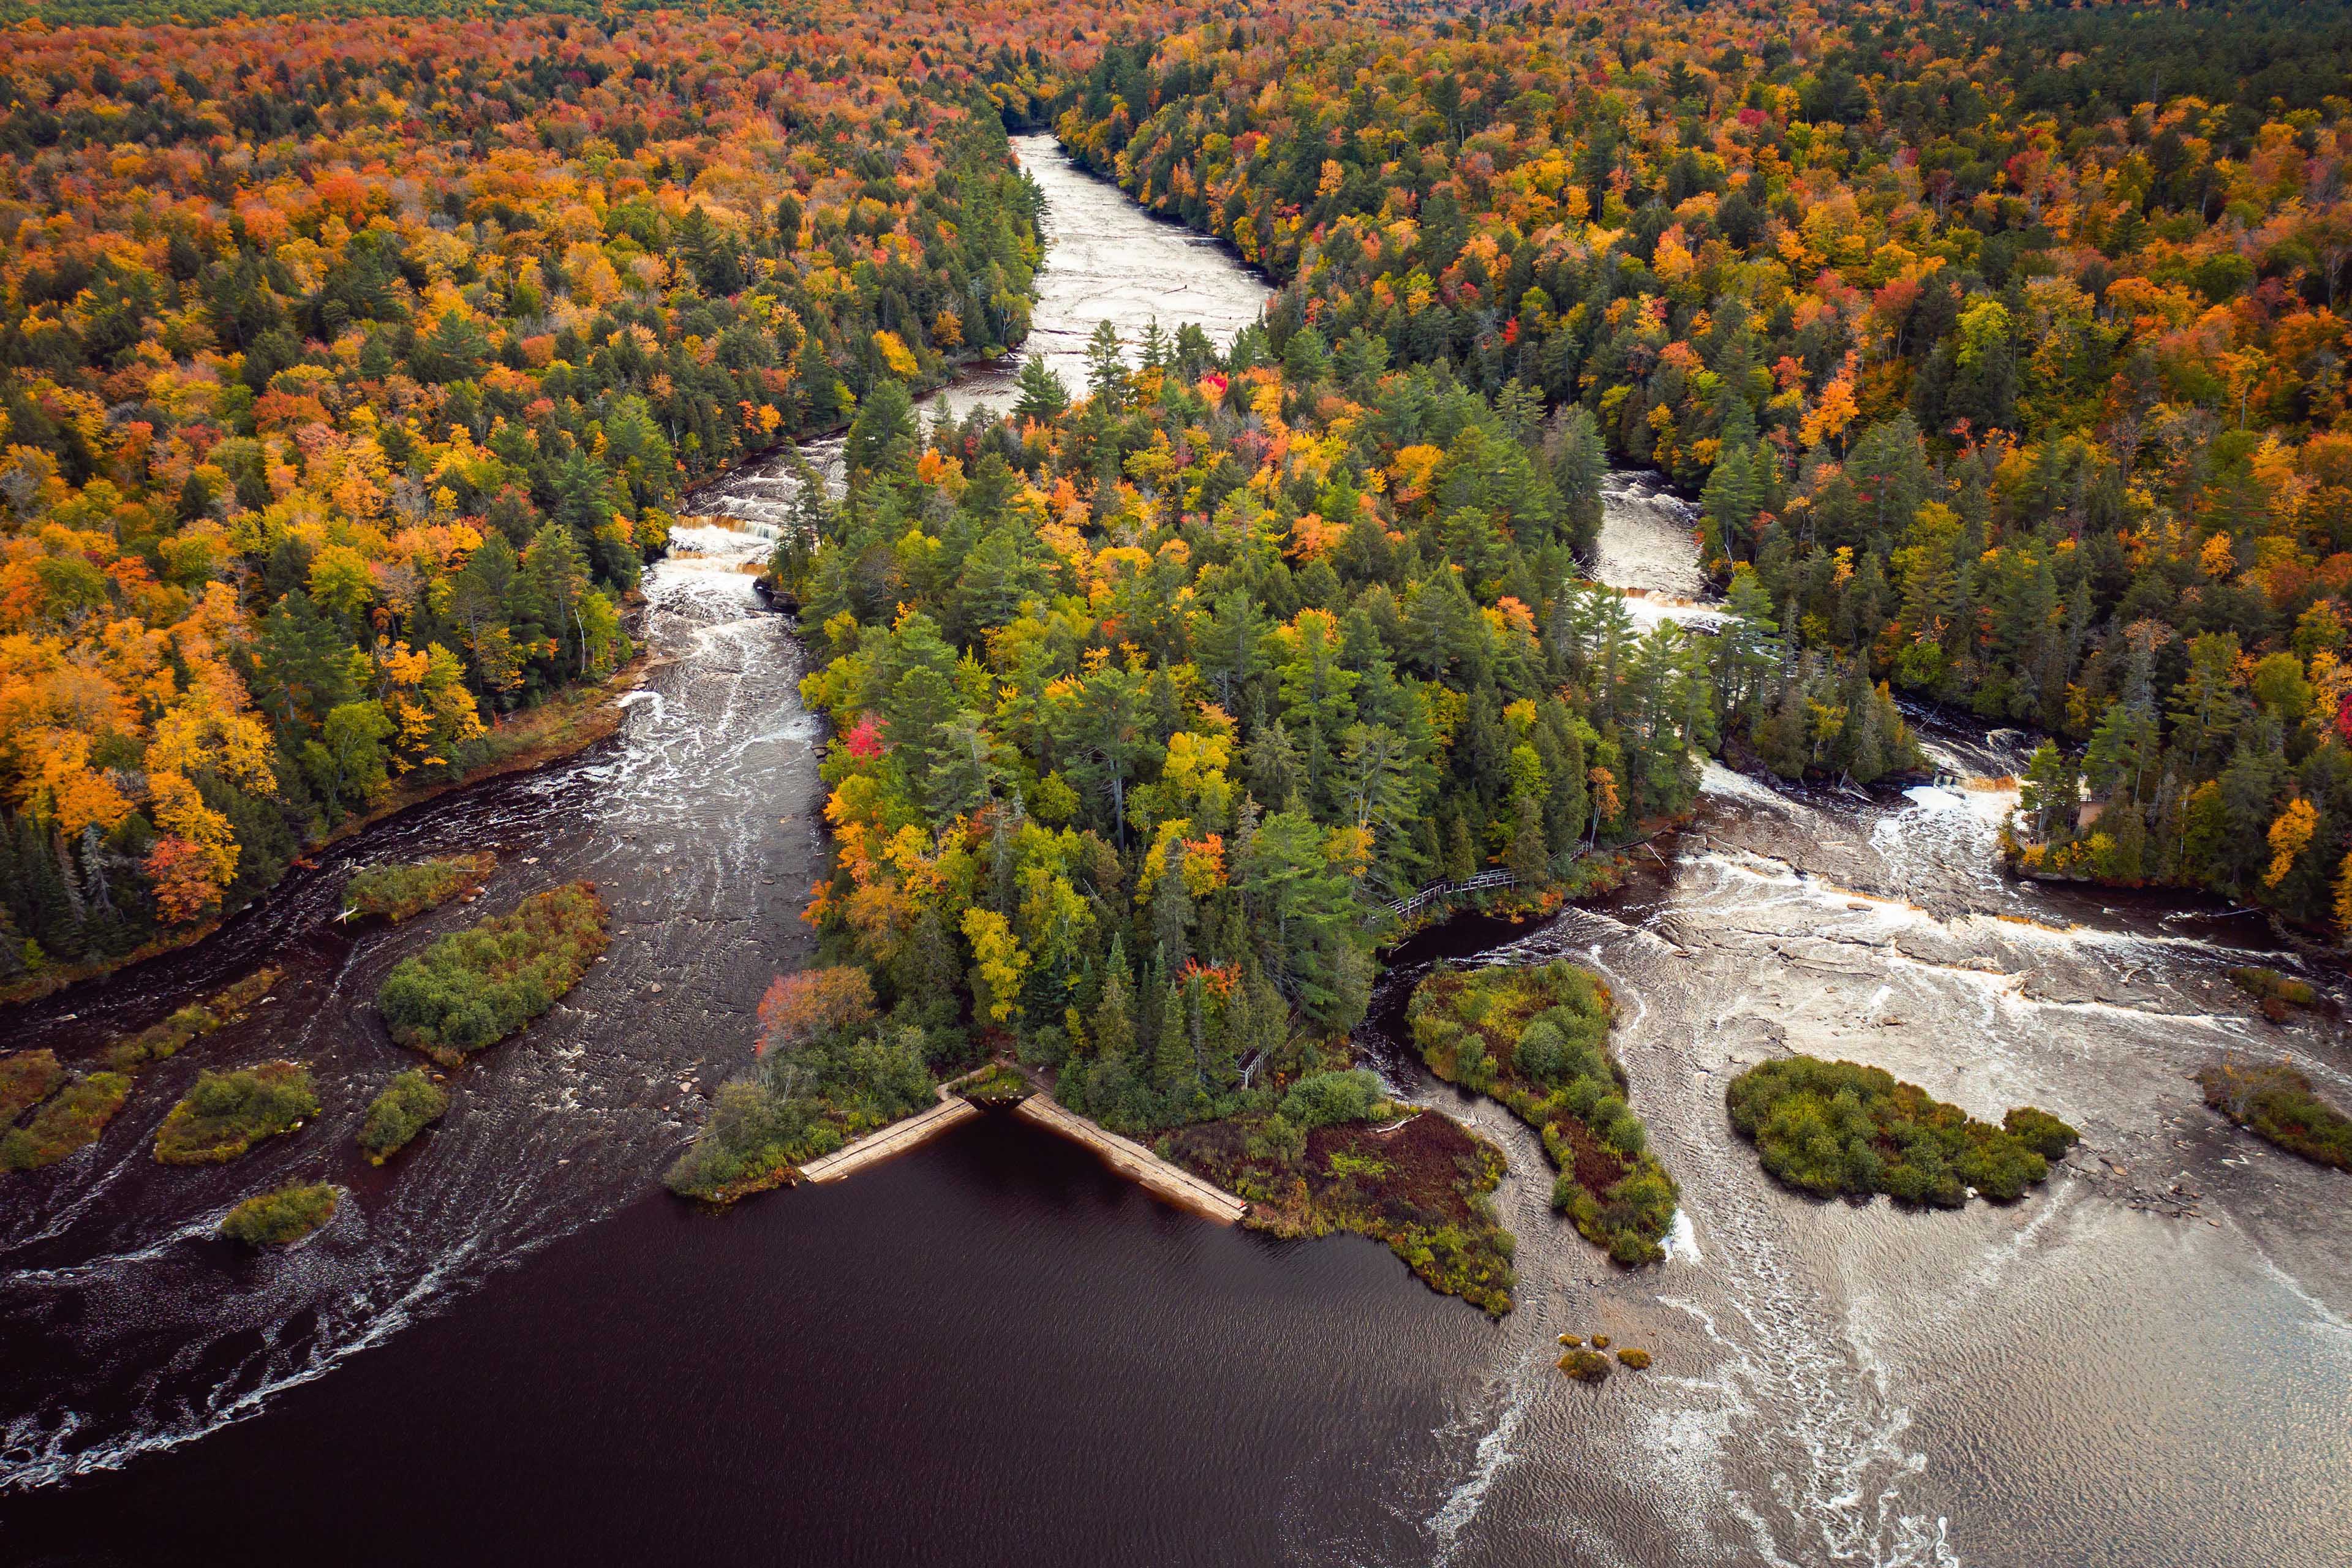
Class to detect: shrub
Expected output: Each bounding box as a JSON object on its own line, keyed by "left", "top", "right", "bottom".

{"left": 377, "top": 883, "right": 609, "bottom": 1064}
{"left": 2226, "top": 966, "right": 2317, "bottom": 1010}
{"left": 2002, "top": 1106, "right": 2081, "bottom": 1161}
{"left": 154, "top": 1062, "right": 318, "bottom": 1164}
{"left": 1726, "top": 1056, "right": 2075, "bottom": 1205}
{"left": 1280, "top": 1068, "right": 1382, "bottom": 1128}
{"left": 221, "top": 1182, "right": 339, "bottom": 1246}
{"left": 1616, "top": 1348, "right": 1651, "bottom": 1370}
{"left": 1, "top": 1072, "right": 132, "bottom": 1171}
{"left": 2196, "top": 1060, "right": 2352, "bottom": 1170}
{"left": 1557, "top": 1348, "right": 1611, "bottom": 1382}
{"left": 344, "top": 852, "right": 496, "bottom": 922}
{"left": 958, "top": 1064, "right": 1033, "bottom": 1107}
{"left": 1, "top": 1049, "right": 64, "bottom": 1122}
{"left": 755, "top": 967, "right": 876, "bottom": 1053}
{"left": 358, "top": 1069, "right": 451, "bottom": 1163}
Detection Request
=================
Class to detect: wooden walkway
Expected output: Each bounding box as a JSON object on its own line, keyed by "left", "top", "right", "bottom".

{"left": 1014, "top": 1093, "right": 1248, "bottom": 1223}
{"left": 1381, "top": 867, "right": 1518, "bottom": 921}
{"left": 797, "top": 1094, "right": 979, "bottom": 1183}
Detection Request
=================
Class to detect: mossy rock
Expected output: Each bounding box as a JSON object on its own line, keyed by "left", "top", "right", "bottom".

{"left": 1557, "top": 1347, "right": 1611, "bottom": 1383}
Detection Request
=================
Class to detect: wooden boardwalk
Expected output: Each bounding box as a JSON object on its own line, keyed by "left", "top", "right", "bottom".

{"left": 1014, "top": 1093, "right": 1248, "bottom": 1223}
{"left": 797, "top": 1095, "right": 979, "bottom": 1183}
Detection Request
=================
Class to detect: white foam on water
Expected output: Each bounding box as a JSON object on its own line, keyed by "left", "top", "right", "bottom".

{"left": 1664, "top": 1208, "right": 1702, "bottom": 1265}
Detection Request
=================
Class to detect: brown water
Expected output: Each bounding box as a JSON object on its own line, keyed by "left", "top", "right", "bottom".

{"left": 4, "top": 136, "right": 2351, "bottom": 1567}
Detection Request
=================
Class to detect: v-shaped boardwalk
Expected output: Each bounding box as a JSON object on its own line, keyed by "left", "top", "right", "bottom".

{"left": 793, "top": 1072, "right": 1246, "bottom": 1224}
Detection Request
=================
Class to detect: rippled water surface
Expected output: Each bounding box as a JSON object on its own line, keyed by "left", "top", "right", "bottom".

{"left": 6, "top": 137, "right": 2351, "bottom": 1567}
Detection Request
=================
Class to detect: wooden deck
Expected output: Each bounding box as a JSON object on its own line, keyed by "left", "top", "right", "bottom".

{"left": 1014, "top": 1093, "right": 1248, "bottom": 1223}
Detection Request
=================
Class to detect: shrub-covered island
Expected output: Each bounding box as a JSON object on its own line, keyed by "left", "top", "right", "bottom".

{"left": 1727, "top": 1057, "right": 2078, "bottom": 1205}
{"left": 2, "top": 967, "right": 285, "bottom": 1175}
{"left": 154, "top": 1063, "right": 320, "bottom": 1165}
{"left": 344, "top": 853, "right": 498, "bottom": 924}
{"left": 358, "top": 1069, "right": 453, "bottom": 1164}
{"left": 221, "top": 1182, "right": 340, "bottom": 1248}
{"left": 2, "top": 1071, "right": 133, "bottom": 1172}
{"left": 102, "top": 967, "right": 281, "bottom": 1074}
{"left": 1167, "top": 1068, "right": 1518, "bottom": 1313}
{"left": 377, "top": 883, "right": 609, "bottom": 1066}
{"left": 1, "top": 1050, "right": 65, "bottom": 1124}
{"left": 1409, "top": 960, "right": 1681, "bottom": 1264}
{"left": 2196, "top": 1061, "right": 2352, "bottom": 1172}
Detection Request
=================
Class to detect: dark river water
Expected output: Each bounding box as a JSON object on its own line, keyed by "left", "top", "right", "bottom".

{"left": 4, "top": 136, "right": 2350, "bottom": 1567}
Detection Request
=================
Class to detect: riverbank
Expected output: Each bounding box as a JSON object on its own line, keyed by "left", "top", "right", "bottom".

{"left": 0, "top": 653, "right": 652, "bottom": 1013}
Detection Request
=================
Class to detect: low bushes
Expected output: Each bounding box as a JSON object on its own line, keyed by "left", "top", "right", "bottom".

{"left": 154, "top": 1062, "right": 318, "bottom": 1164}
{"left": 3, "top": 967, "right": 287, "bottom": 1177}
{"left": 2196, "top": 1060, "right": 2351, "bottom": 1171}
{"left": 344, "top": 853, "right": 496, "bottom": 922}
{"left": 1167, "top": 1094, "right": 1518, "bottom": 1314}
{"left": 221, "top": 1182, "right": 339, "bottom": 1246}
{"left": 377, "top": 883, "right": 608, "bottom": 1065}
{"left": 358, "top": 1069, "right": 451, "bottom": 1163}
{"left": 2226, "top": 966, "right": 2320, "bottom": 1023}
{"left": 1408, "top": 959, "right": 1681, "bottom": 1265}
{"left": 1278, "top": 1068, "right": 1383, "bottom": 1128}
{"left": 102, "top": 966, "right": 280, "bottom": 1073}
{"left": 957, "top": 1064, "right": 1033, "bottom": 1107}
{"left": 1, "top": 1050, "right": 64, "bottom": 1122}
{"left": 1725, "top": 1056, "right": 2078, "bottom": 1205}
{"left": 1, "top": 1072, "right": 132, "bottom": 1170}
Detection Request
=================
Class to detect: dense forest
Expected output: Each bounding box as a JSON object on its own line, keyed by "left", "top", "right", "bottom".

{"left": 1058, "top": 0, "right": 2352, "bottom": 932}
{"left": 0, "top": 2, "right": 1086, "bottom": 986}
{"left": 726, "top": 309, "right": 1792, "bottom": 1169}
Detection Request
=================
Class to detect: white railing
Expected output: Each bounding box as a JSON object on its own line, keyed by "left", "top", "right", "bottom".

{"left": 1380, "top": 867, "right": 1519, "bottom": 921}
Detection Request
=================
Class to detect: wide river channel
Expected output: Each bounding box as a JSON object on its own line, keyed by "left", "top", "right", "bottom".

{"left": 2, "top": 135, "right": 2347, "bottom": 1568}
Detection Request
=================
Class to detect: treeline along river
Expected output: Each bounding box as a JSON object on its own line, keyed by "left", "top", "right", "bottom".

{"left": 2, "top": 137, "right": 2347, "bottom": 1568}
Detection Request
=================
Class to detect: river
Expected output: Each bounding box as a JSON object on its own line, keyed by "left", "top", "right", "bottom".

{"left": 2, "top": 135, "right": 2349, "bottom": 1567}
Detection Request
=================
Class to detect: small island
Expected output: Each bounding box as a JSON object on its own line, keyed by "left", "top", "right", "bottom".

{"left": 3, "top": 1071, "right": 133, "bottom": 1173}
{"left": 377, "top": 882, "right": 609, "bottom": 1065}
{"left": 1409, "top": 959, "right": 1681, "bottom": 1264}
{"left": 154, "top": 1063, "right": 320, "bottom": 1165}
{"left": 2196, "top": 1060, "right": 2351, "bottom": 1171}
{"left": 1, "top": 1049, "right": 64, "bottom": 1123}
{"left": 358, "top": 1069, "right": 453, "bottom": 1164}
{"left": 221, "top": 1182, "right": 340, "bottom": 1248}
{"left": 1726, "top": 1056, "right": 2078, "bottom": 1205}
{"left": 344, "top": 852, "right": 497, "bottom": 923}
